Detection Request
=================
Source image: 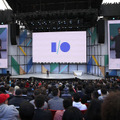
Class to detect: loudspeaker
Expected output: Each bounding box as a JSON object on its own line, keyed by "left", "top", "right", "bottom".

{"left": 97, "top": 19, "right": 105, "bottom": 43}
{"left": 10, "top": 24, "right": 19, "bottom": 45}
{"left": 16, "top": 24, "right": 20, "bottom": 36}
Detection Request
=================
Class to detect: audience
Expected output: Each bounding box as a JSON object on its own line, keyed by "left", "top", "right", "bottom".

{"left": 0, "top": 93, "right": 19, "bottom": 120}
{"left": 0, "top": 77, "right": 120, "bottom": 120}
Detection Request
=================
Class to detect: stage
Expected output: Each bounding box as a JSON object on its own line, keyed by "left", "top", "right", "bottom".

{"left": 10, "top": 73, "right": 103, "bottom": 80}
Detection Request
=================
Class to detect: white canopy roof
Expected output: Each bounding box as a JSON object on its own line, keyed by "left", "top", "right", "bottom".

{"left": 102, "top": 0, "right": 120, "bottom": 3}
{"left": 0, "top": 0, "right": 120, "bottom": 10}
{"left": 0, "top": 0, "right": 12, "bottom": 10}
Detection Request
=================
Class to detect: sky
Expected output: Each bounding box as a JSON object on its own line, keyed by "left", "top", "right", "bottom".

{"left": 0, "top": 0, "right": 120, "bottom": 10}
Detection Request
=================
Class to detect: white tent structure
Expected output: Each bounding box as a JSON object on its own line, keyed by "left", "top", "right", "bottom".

{"left": 0, "top": 0, "right": 12, "bottom": 10}
{"left": 102, "top": 0, "right": 120, "bottom": 3}
{"left": 0, "top": 0, "right": 120, "bottom": 10}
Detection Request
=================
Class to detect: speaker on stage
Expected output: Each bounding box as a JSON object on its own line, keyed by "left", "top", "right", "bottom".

{"left": 7, "top": 71, "right": 9, "bottom": 74}
{"left": 10, "top": 23, "right": 19, "bottom": 45}
{"left": 97, "top": 19, "right": 105, "bottom": 44}
{"left": 105, "top": 72, "right": 109, "bottom": 78}
{"left": 16, "top": 24, "right": 20, "bottom": 36}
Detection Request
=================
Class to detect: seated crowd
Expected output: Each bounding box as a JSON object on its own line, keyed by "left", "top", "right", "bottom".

{"left": 0, "top": 76, "right": 120, "bottom": 120}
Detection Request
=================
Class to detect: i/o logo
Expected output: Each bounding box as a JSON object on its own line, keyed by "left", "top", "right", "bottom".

{"left": 51, "top": 41, "right": 70, "bottom": 53}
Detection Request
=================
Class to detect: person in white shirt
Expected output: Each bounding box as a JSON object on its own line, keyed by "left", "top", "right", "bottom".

{"left": 72, "top": 93, "right": 87, "bottom": 111}
{"left": 98, "top": 88, "right": 108, "bottom": 101}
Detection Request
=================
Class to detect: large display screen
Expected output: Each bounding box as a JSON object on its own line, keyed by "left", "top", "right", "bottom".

{"left": 0, "top": 25, "right": 8, "bottom": 68}
{"left": 108, "top": 20, "right": 120, "bottom": 69}
{"left": 33, "top": 31, "right": 86, "bottom": 63}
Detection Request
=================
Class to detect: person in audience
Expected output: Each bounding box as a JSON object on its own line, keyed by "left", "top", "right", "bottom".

{"left": 0, "top": 82, "right": 6, "bottom": 93}
{"left": 72, "top": 93, "right": 87, "bottom": 111}
{"left": 81, "top": 95, "right": 87, "bottom": 104}
{"left": 22, "top": 88, "right": 32, "bottom": 101}
{"left": 85, "top": 85, "right": 94, "bottom": 101}
{"left": 48, "top": 87, "right": 64, "bottom": 110}
{"left": 8, "top": 88, "right": 26, "bottom": 108}
{"left": 14, "top": 85, "right": 20, "bottom": 92}
{"left": 0, "top": 93, "right": 19, "bottom": 120}
{"left": 61, "top": 87, "right": 71, "bottom": 99}
{"left": 30, "top": 89, "right": 48, "bottom": 109}
{"left": 39, "top": 86, "right": 49, "bottom": 102}
{"left": 54, "top": 98, "right": 72, "bottom": 120}
{"left": 25, "top": 80, "right": 29, "bottom": 88}
{"left": 11, "top": 80, "right": 15, "bottom": 88}
{"left": 19, "top": 80, "right": 25, "bottom": 89}
{"left": 85, "top": 99, "right": 102, "bottom": 120}
{"left": 102, "top": 91, "right": 120, "bottom": 120}
{"left": 7, "top": 87, "right": 14, "bottom": 100}
{"left": 48, "top": 86, "right": 56, "bottom": 99}
{"left": 77, "top": 85, "right": 85, "bottom": 99}
{"left": 33, "top": 95, "right": 52, "bottom": 120}
{"left": 19, "top": 101, "right": 34, "bottom": 120}
{"left": 62, "top": 106, "right": 83, "bottom": 120}
{"left": 69, "top": 85, "right": 75, "bottom": 96}
{"left": 98, "top": 88, "right": 107, "bottom": 101}
{"left": 91, "top": 91, "right": 99, "bottom": 100}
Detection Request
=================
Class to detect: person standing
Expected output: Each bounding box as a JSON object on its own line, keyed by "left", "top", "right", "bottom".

{"left": 111, "top": 27, "right": 120, "bottom": 58}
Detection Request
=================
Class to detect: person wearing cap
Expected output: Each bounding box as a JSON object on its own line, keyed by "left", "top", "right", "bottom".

{"left": 0, "top": 93, "right": 19, "bottom": 120}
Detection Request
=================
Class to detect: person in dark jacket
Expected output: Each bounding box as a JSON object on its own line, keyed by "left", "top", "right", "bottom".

{"left": 19, "top": 101, "right": 34, "bottom": 120}
{"left": 33, "top": 95, "right": 52, "bottom": 120}
{"left": 8, "top": 89, "right": 26, "bottom": 108}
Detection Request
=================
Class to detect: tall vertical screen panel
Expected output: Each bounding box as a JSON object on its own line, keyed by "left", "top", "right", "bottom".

{"left": 108, "top": 20, "right": 120, "bottom": 69}
{"left": 0, "top": 25, "right": 8, "bottom": 68}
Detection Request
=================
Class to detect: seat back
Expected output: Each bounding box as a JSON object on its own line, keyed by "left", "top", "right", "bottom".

{"left": 80, "top": 110, "right": 87, "bottom": 114}
{"left": 49, "top": 109, "right": 57, "bottom": 120}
